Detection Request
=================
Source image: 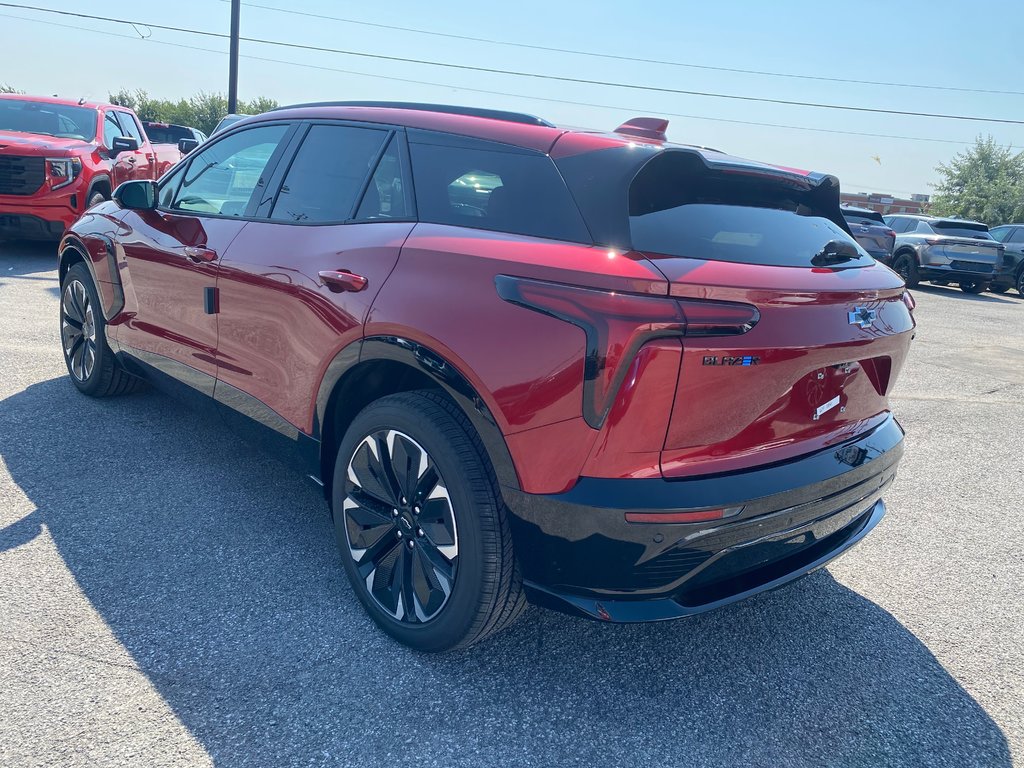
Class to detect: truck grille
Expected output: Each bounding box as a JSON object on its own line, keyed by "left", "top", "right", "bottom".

{"left": 950, "top": 261, "right": 993, "bottom": 274}
{"left": 0, "top": 155, "right": 45, "bottom": 195}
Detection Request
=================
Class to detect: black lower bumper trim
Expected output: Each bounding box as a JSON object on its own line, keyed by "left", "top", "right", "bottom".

{"left": 0, "top": 213, "right": 65, "bottom": 240}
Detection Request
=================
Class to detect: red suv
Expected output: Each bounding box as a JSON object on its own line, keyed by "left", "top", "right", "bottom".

{"left": 59, "top": 102, "right": 914, "bottom": 651}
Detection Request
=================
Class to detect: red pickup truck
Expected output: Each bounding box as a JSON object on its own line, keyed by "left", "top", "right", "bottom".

{"left": 0, "top": 95, "right": 181, "bottom": 241}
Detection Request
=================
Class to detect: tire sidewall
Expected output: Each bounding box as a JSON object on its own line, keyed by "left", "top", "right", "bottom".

{"left": 894, "top": 252, "right": 918, "bottom": 286}
{"left": 61, "top": 262, "right": 112, "bottom": 395}
{"left": 332, "top": 397, "right": 491, "bottom": 651}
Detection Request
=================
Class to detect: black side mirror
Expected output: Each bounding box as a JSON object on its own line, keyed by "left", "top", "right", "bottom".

{"left": 178, "top": 138, "right": 200, "bottom": 154}
{"left": 113, "top": 179, "right": 158, "bottom": 210}
{"left": 110, "top": 136, "right": 140, "bottom": 156}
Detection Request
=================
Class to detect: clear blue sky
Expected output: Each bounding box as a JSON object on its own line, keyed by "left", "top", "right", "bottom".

{"left": 2, "top": 0, "right": 1021, "bottom": 197}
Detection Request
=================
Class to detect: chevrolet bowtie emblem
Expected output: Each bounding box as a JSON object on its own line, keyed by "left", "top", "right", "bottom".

{"left": 848, "top": 306, "right": 877, "bottom": 328}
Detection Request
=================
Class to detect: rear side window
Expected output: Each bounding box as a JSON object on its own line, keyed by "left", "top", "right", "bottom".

{"left": 409, "top": 140, "right": 590, "bottom": 242}
{"left": 271, "top": 124, "right": 389, "bottom": 223}
{"left": 629, "top": 152, "right": 872, "bottom": 267}
{"left": 355, "top": 135, "right": 412, "bottom": 221}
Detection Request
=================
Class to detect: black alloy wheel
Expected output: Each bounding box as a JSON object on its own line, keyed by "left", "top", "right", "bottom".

{"left": 892, "top": 252, "right": 919, "bottom": 287}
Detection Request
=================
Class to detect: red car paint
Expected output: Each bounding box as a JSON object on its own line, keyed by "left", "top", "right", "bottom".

{"left": 0, "top": 94, "right": 180, "bottom": 240}
{"left": 63, "top": 104, "right": 914, "bottom": 501}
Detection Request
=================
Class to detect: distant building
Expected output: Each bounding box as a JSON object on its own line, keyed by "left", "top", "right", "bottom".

{"left": 840, "top": 191, "right": 930, "bottom": 215}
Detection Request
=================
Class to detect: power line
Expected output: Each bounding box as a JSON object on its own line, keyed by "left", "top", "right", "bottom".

{"left": 2, "top": 2, "right": 1024, "bottom": 126}
{"left": 0, "top": 10, "right": 1013, "bottom": 153}
{"left": 232, "top": 0, "right": 1024, "bottom": 98}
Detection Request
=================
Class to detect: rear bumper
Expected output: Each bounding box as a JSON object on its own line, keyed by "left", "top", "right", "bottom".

{"left": 503, "top": 415, "right": 903, "bottom": 622}
{"left": 919, "top": 263, "right": 994, "bottom": 284}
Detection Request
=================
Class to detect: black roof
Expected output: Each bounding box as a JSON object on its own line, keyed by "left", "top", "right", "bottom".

{"left": 270, "top": 101, "right": 555, "bottom": 127}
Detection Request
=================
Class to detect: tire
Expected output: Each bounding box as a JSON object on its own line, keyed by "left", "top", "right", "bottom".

{"left": 86, "top": 190, "right": 107, "bottom": 208}
{"left": 60, "top": 262, "right": 143, "bottom": 396}
{"left": 960, "top": 281, "right": 988, "bottom": 294}
{"left": 989, "top": 285, "right": 1009, "bottom": 294}
{"left": 1017, "top": 269, "right": 1024, "bottom": 297}
{"left": 892, "top": 252, "right": 920, "bottom": 287}
{"left": 332, "top": 390, "right": 526, "bottom": 652}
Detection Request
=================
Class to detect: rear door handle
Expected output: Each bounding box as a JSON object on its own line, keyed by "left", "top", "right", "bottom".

{"left": 319, "top": 269, "right": 368, "bottom": 293}
{"left": 184, "top": 245, "right": 218, "bottom": 263}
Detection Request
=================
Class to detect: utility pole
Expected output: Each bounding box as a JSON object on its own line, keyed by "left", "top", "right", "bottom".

{"left": 228, "top": 0, "right": 241, "bottom": 114}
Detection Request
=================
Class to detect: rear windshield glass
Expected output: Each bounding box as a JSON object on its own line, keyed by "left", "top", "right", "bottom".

{"left": 932, "top": 222, "right": 993, "bottom": 240}
{"left": 0, "top": 99, "right": 97, "bottom": 141}
{"left": 145, "top": 124, "right": 192, "bottom": 144}
{"left": 408, "top": 140, "right": 591, "bottom": 243}
{"left": 629, "top": 152, "right": 872, "bottom": 267}
{"left": 842, "top": 210, "right": 885, "bottom": 226}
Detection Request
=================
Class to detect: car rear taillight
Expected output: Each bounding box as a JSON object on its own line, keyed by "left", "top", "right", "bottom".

{"left": 883, "top": 229, "right": 896, "bottom": 238}
{"left": 495, "top": 275, "right": 759, "bottom": 428}
{"left": 902, "top": 291, "right": 916, "bottom": 312}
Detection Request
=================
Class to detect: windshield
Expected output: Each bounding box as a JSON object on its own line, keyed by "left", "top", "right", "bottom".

{"left": 0, "top": 99, "right": 97, "bottom": 140}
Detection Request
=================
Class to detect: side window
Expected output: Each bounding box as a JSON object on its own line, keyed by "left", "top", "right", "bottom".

{"left": 115, "top": 112, "right": 144, "bottom": 144}
{"left": 914, "top": 221, "right": 933, "bottom": 234}
{"left": 102, "top": 112, "right": 122, "bottom": 150}
{"left": 408, "top": 139, "right": 591, "bottom": 243}
{"left": 1009, "top": 228, "right": 1024, "bottom": 244}
{"left": 270, "top": 124, "right": 388, "bottom": 223}
{"left": 989, "top": 226, "right": 1009, "bottom": 242}
{"left": 170, "top": 124, "right": 289, "bottom": 217}
{"left": 355, "top": 135, "right": 411, "bottom": 220}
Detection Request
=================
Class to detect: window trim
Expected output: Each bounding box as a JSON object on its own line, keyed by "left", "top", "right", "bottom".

{"left": 155, "top": 120, "right": 298, "bottom": 222}
{"left": 351, "top": 131, "right": 418, "bottom": 225}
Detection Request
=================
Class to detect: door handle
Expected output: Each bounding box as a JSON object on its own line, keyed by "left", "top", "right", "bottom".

{"left": 184, "top": 245, "right": 218, "bottom": 263}
{"left": 319, "top": 269, "right": 368, "bottom": 293}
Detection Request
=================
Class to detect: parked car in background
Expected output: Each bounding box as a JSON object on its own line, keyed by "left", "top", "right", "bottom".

{"left": 884, "top": 214, "right": 1003, "bottom": 294}
{"left": 59, "top": 102, "right": 913, "bottom": 651}
{"left": 0, "top": 95, "right": 181, "bottom": 240}
{"left": 841, "top": 206, "right": 895, "bottom": 263}
{"left": 211, "top": 113, "right": 248, "bottom": 135}
{"left": 987, "top": 224, "right": 1024, "bottom": 296}
{"left": 141, "top": 121, "right": 206, "bottom": 153}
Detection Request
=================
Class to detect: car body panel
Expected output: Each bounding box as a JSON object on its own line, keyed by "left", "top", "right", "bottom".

{"left": 989, "top": 224, "right": 1024, "bottom": 291}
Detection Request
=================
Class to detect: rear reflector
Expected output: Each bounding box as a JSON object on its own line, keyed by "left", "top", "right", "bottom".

{"left": 902, "top": 291, "right": 916, "bottom": 311}
{"left": 625, "top": 507, "right": 742, "bottom": 524}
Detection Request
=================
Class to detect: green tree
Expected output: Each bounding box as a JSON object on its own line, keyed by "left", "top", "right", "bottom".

{"left": 930, "top": 136, "right": 1024, "bottom": 226}
{"left": 0, "top": 84, "right": 21, "bottom": 93}
{"left": 108, "top": 89, "right": 278, "bottom": 135}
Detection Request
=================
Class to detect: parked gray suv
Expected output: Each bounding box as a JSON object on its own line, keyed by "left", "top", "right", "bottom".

{"left": 884, "top": 215, "right": 1004, "bottom": 294}
{"left": 988, "top": 224, "right": 1024, "bottom": 296}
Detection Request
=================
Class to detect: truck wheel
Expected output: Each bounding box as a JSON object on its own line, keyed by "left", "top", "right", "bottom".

{"left": 87, "top": 190, "right": 107, "bottom": 209}
{"left": 959, "top": 281, "right": 988, "bottom": 294}
{"left": 332, "top": 390, "right": 526, "bottom": 652}
{"left": 892, "top": 252, "right": 920, "bottom": 287}
{"left": 60, "top": 262, "right": 144, "bottom": 396}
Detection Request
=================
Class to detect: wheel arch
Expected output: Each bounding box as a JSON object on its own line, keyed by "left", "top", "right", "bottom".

{"left": 86, "top": 173, "right": 112, "bottom": 202}
{"left": 315, "top": 336, "right": 521, "bottom": 499}
{"left": 58, "top": 233, "right": 124, "bottom": 320}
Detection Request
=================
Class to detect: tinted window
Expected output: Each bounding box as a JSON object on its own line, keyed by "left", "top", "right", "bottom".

{"left": 145, "top": 124, "right": 193, "bottom": 144}
{"left": 102, "top": 112, "right": 122, "bottom": 150}
{"left": 409, "top": 140, "right": 590, "bottom": 243}
{"left": 932, "top": 221, "right": 994, "bottom": 240}
{"left": 271, "top": 124, "right": 387, "bottom": 223}
{"left": 990, "top": 226, "right": 1010, "bottom": 242}
{"left": 171, "top": 124, "right": 288, "bottom": 217}
{"left": 115, "top": 112, "right": 144, "bottom": 144}
{"left": 0, "top": 98, "right": 97, "bottom": 141}
{"left": 356, "top": 135, "right": 411, "bottom": 220}
{"left": 1009, "top": 228, "right": 1024, "bottom": 244}
{"left": 842, "top": 210, "right": 885, "bottom": 226}
{"left": 913, "top": 221, "right": 933, "bottom": 234}
{"left": 886, "top": 217, "right": 913, "bottom": 233}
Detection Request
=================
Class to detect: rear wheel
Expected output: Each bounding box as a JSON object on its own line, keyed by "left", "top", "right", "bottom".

{"left": 989, "top": 285, "right": 1009, "bottom": 294}
{"left": 1017, "top": 269, "right": 1024, "bottom": 297}
{"left": 332, "top": 390, "right": 525, "bottom": 652}
{"left": 60, "top": 262, "right": 143, "bottom": 396}
{"left": 960, "top": 281, "right": 988, "bottom": 294}
{"left": 892, "top": 252, "right": 920, "bottom": 287}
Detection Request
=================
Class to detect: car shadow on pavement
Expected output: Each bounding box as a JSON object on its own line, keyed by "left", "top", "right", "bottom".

{"left": 913, "top": 283, "right": 1022, "bottom": 304}
{"left": 0, "top": 377, "right": 1011, "bottom": 768}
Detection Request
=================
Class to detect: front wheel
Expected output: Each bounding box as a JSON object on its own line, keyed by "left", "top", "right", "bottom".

{"left": 60, "top": 262, "right": 143, "bottom": 396}
{"left": 960, "top": 281, "right": 988, "bottom": 294}
{"left": 892, "top": 252, "right": 920, "bottom": 287}
{"left": 332, "top": 390, "right": 525, "bottom": 652}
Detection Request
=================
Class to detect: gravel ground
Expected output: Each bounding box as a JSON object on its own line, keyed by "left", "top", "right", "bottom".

{"left": 0, "top": 241, "right": 1021, "bottom": 767}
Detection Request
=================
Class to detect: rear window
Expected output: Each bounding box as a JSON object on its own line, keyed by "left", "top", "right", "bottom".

{"left": 629, "top": 152, "right": 872, "bottom": 267}
{"left": 145, "top": 124, "right": 192, "bottom": 144}
{"left": 408, "top": 140, "right": 591, "bottom": 243}
{"left": 932, "top": 221, "right": 994, "bottom": 240}
{"left": 842, "top": 210, "right": 885, "bottom": 226}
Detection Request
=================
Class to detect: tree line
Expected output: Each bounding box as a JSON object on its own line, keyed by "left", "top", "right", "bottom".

{"left": 107, "top": 89, "right": 279, "bottom": 136}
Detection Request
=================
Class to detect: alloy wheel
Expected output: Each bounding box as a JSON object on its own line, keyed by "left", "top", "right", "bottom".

{"left": 342, "top": 429, "right": 459, "bottom": 624}
{"left": 61, "top": 279, "right": 97, "bottom": 382}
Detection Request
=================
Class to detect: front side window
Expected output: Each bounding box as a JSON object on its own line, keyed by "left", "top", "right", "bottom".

{"left": 408, "top": 139, "right": 590, "bottom": 242}
{"left": 170, "top": 124, "right": 289, "bottom": 217}
{"left": 115, "top": 112, "right": 144, "bottom": 144}
{"left": 103, "top": 112, "right": 122, "bottom": 150}
{"left": 270, "top": 124, "right": 388, "bottom": 223}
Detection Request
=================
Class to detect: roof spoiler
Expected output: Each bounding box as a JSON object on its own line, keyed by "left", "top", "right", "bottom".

{"left": 614, "top": 117, "right": 669, "bottom": 141}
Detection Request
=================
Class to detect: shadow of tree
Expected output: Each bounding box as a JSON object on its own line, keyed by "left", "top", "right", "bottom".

{"left": 0, "top": 377, "right": 1010, "bottom": 767}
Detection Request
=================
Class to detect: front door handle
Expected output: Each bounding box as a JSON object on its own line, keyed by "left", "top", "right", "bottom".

{"left": 184, "top": 245, "right": 218, "bottom": 263}
{"left": 319, "top": 269, "right": 368, "bottom": 293}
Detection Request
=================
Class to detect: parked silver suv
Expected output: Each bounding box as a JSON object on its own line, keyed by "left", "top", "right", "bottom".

{"left": 884, "top": 215, "right": 1004, "bottom": 294}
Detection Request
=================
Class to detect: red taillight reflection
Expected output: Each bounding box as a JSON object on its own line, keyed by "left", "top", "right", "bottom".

{"left": 626, "top": 507, "right": 741, "bottom": 524}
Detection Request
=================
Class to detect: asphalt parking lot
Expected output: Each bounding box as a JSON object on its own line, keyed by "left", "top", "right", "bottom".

{"left": 0, "top": 240, "right": 1022, "bottom": 768}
